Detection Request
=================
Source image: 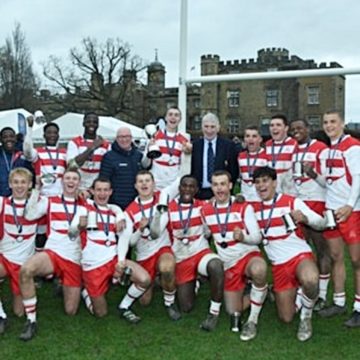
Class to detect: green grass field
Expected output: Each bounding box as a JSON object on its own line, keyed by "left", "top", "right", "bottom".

{"left": 1, "top": 257, "right": 359, "bottom": 360}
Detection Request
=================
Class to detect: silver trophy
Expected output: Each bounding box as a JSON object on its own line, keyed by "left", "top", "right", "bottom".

{"left": 282, "top": 213, "right": 297, "bottom": 233}
{"left": 87, "top": 211, "right": 98, "bottom": 231}
{"left": 144, "top": 124, "right": 162, "bottom": 159}
{"left": 324, "top": 209, "right": 336, "bottom": 229}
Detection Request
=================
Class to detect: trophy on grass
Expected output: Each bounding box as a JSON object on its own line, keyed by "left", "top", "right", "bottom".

{"left": 144, "top": 124, "right": 162, "bottom": 159}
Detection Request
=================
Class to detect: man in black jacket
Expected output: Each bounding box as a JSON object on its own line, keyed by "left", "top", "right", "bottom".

{"left": 100, "top": 127, "right": 145, "bottom": 209}
{"left": 191, "top": 113, "right": 239, "bottom": 200}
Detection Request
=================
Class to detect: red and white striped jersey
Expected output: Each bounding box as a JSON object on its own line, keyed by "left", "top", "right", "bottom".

{"left": 167, "top": 198, "right": 209, "bottom": 263}
{"left": 201, "top": 197, "right": 260, "bottom": 270}
{"left": 66, "top": 136, "right": 110, "bottom": 190}
{"left": 151, "top": 130, "right": 187, "bottom": 190}
{"left": 238, "top": 148, "right": 267, "bottom": 202}
{"left": 126, "top": 192, "right": 171, "bottom": 262}
{"left": 252, "top": 193, "right": 324, "bottom": 265}
{"left": 27, "top": 195, "right": 88, "bottom": 264}
{"left": 265, "top": 137, "right": 297, "bottom": 194}
{"left": 33, "top": 146, "right": 67, "bottom": 196}
{"left": 292, "top": 139, "right": 327, "bottom": 202}
{"left": 324, "top": 135, "right": 360, "bottom": 211}
{"left": 0, "top": 197, "right": 37, "bottom": 265}
{"left": 81, "top": 200, "right": 124, "bottom": 271}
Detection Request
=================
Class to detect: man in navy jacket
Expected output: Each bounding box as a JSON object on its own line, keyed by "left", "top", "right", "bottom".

{"left": 191, "top": 113, "right": 239, "bottom": 200}
{"left": 100, "top": 127, "right": 145, "bottom": 209}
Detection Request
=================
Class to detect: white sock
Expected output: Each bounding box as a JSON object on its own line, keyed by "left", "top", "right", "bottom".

{"left": 163, "top": 290, "right": 176, "bottom": 307}
{"left": 295, "top": 287, "right": 303, "bottom": 313}
{"left": 23, "top": 297, "right": 37, "bottom": 323}
{"left": 119, "top": 284, "right": 146, "bottom": 310}
{"left": 319, "top": 273, "right": 330, "bottom": 300}
{"left": 248, "top": 284, "right": 268, "bottom": 324}
{"left": 0, "top": 300, "right": 7, "bottom": 319}
{"left": 333, "top": 292, "right": 346, "bottom": 307}
{"left": 353, "top": 294, "right": 360, "bottom": 313}
{"left": 300, "top": 292, "right": 316, "bottom": 320}
{"left": 209, "top": 300, "right": 221, "bottom": 316}
{"left": 81, "top": 289, "right": 94, "bottom": 315}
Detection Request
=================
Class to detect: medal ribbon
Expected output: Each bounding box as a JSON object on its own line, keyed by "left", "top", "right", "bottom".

{"left": 271, "top": 140, "right": 285, "bottom": 168}
{"left": 214, "top": 199, "right": 232, "bottom": 238}
{"left": 178, "top": 201, "right": 194, "bottom": 236}
{"left": 246, "top": 150, "right": 260, "bottom": 178}
{"left": 164, "top": 130, "right": 177, "bottom": 158}
{"left": 61, "top": 195, "right": 78, "bottom": 225}
{"left": 328, "top": 135, "right": 345, "bottom": 175}
{"left": 45, "top": 146, "right": 60, "bottom": 171}
{"left": 260, "top": 193, "right": 278, "bottom": 236}
{"left": 94, "top": 203, "right": 110, "bottom": 237}
{"left": 11, "top": 197, "right": 27, "bottom": 234}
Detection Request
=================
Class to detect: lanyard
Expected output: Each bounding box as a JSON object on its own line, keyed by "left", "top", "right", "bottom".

{"left": 328, "top": 135, "right": 345, "bottom": 175}
{"left": 138, "top": 197, "right": 155, "bottom": 225}
{"left": 295, "top": 140, "right": 311, "bottom": 163}
{"left": 178, "top": 201, "right": 194, "bottom": 235}
{"left": 260, "top": 193, "right": 278, "bottom": 236}
{"left": 61, "top": 195, "right": 78, "bottom": 225}
{"left": 94, "top": 203, "right": 110, "bottom": 237}
{"left": 11, "top": 197, "right": 27, "bottom": 234}
{"left": 214, "top": 199, "right": 232, "bottom": 238}
{"left": 2, "top": 149, "right": 15, "bottom": 173}
{"left": 271, "top": 140, "right": 285, "bottom": 168}
{"left": 164, "top": 130, "right": 177, "bottom": 158}
{"left": 246, "top": 150, "right": 260, "bottom": 178}
{"left": 45, "top": 146, "right": 60, "bottom": 171}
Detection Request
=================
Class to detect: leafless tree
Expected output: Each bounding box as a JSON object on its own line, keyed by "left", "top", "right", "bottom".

{"left": 0, "top": 23, "right": 38, "bottom": 109}
{"left": 43, "top": 37, "right": 146, "bottom": 117}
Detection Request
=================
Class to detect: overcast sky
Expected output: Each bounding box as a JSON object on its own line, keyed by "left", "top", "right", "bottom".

{"left": 1, "top": 0, "right": 360, "bottom": 122}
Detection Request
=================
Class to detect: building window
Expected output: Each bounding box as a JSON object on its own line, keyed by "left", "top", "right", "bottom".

{"left": 227, "top": 90, "right": 240, "bottom": 108}
{"left": 307, "top": 115, "right": 321, "bottom": 132}
{"left": 227, "top": 118, "right": 239, "bottom": 134}
{"left": 193, "top": 99, "right": 201, "bottom": 108}
{"left": 266, "top": 89, "right": 279, "bottom": 107}
{"left": 192, "top": 116, "right": 202, "bottom": 131}
{"left": 260, "top": 118, "right": 271, "bottom": 137}
{"left": 307, "top": 86, "right": 320, "bottom": 105}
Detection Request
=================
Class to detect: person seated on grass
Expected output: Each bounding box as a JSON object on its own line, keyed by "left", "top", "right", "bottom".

{"left": 19, "top": 168, "right": 88, "bottom": 341}
{"left": 0, "top": 168, "right": 37, "bottom": 336}
{"left": 152, "top": 175, "right": 224, "bottom": 331}
{"left": 201, "top": 170, "right": 267, "bottom": 341}
{"left": 252, "top": 166, "right": 326, "bottom": 342}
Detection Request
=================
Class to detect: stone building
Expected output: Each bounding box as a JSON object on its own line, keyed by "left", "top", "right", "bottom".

{"left": 35, "top": 48, "right": 344, "bottom": 137}
{"left": 200, "top": 48, "right": 344, "bottom": 136}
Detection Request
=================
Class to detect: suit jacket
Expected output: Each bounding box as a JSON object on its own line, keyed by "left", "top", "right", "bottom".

{"left": 191, "top": 137, "right": 239, "bottom": 189}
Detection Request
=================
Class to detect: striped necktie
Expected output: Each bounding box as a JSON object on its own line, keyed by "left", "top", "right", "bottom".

{"left": 207, "top": 141, "right": 215, "bottom": 182}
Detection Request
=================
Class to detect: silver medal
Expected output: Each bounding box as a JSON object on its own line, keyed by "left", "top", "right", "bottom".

{"left": 41, "top": 173, "right": 56, "bottom": 185}
{"left": 182, "top": 238, "right": 189, "bottom": 245}
{"left": 327, "top": 178, "right": 333, "bottom": 185}
{"left": 168, "top": 157, "right": 176, "bottom": 165}
{"left": 142, "top": 227, "right": 151, "bottom": 237}
{"left": 16, "top": 236, "right": 24, "bottom": 243}
{"left": 105, "top": 239, "right": 111, "bottom": 247}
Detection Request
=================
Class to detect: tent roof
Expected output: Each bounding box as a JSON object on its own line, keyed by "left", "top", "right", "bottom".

{"left": 31, "top": 112, "right": 144, "bottom": 142}
{"left": 0, "top": 108, "right": 41, "bottom": 132}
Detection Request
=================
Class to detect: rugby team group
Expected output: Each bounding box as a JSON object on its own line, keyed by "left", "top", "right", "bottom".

{"left": 0, "top": 106, "right": 359, "bottom": 343}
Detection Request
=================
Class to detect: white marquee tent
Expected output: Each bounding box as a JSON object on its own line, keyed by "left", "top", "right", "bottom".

{"left": 0, "top": 108, "right": 42, "bottom": 133}
{"left": 31, "top": 112, "right": 144, "bottom": 143}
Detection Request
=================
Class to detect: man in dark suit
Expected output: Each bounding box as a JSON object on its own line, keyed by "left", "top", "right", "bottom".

{"left": 191, "top": 113, "right": 239, "bottom": 199}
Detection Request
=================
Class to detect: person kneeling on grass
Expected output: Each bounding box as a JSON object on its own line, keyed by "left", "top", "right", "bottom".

{"left": 80, "top": 177, "right": 151, "bottom": 322}
{"left": 151, "top": 175, "right": 224, "bottom": 331}
{"left": 124, "top": 170, "right": 182, "bottom": 321}
{"left": 252, "top": 166, "right": 326, "bottom": 342}
{"left": 201, "top": 170, "right": 268, "bottom": 341}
